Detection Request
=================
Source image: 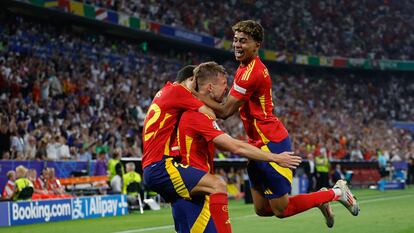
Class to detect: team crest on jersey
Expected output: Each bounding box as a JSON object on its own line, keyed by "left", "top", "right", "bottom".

{"left": 212, "top": 121, "right": 221, "bottom": 131}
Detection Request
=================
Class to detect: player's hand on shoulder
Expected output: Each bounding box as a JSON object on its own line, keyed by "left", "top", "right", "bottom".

{"left": 273, "top": 151, "right": 302, "bottom": 169}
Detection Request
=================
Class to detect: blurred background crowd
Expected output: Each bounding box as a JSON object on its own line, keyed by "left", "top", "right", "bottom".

{"left": 78, "top": 0, "right": 414, "bottom": 59}
{"left": 0, "top": 8, "right": 413, "bottom": 167}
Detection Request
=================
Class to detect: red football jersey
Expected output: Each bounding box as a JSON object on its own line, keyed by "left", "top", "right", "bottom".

{"left": 178, "top": 111, "right": 224, "bottom": 173}
{"left": 142, "top": 82, "right": 204, "bottom": 168}
{"left": 229, "top": 56, "right": 288, "bottom": 147}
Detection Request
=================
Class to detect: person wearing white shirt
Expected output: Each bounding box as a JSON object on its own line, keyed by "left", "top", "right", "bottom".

{"left": 110, "top": 163, "right": 123, "bottom": 194}
{"left": 55, "top": 136, "right": 71, "bottom": 160}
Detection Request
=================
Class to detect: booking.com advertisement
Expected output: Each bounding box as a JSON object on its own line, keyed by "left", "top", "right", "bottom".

{"left": 1, "top": 195, "right": 128, "bottom": 226}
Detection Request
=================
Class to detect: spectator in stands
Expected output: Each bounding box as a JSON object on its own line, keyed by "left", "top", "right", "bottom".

{"left": 55, "top": 135, "right": 71, "bottom": 160}
{"left": 76, "top": 144, "right": 92, "bottom": 161}
{"left": 315, "top": 151, "right": 330, "bottom": 190}
{"left": 24, "top": 135, "right": 37, "bottom": 160}
{"left": 123, "top": 134, "right": 142, "bottom": 158}
{"left": 350, "top": 144, "right": 364, "bottom": 161}
{"left": 46, "top": 167, "right": 66, "bottom": 195}
{"left": 122, "top": 162, "right": 142, "bottom": 195}
{"left": 107, "top": 147, "right": 123, "bottom": 181}
{"left": 227, "top": 167, "right": 242, "bottom": 199}
{"left": 0, "top": 117, "right": 12, "bottom": 158}
{"left": 2, "top": 151, "right": 10, "bottom": 160}
{"left": 46, "top": 135, "right": 58, "bottom": 160}
{"left": 110, "top": 163, "right": 123, "bottom": 194}
{"left": 35, "top": 138, "right": 48, "bottom": 160}
{"left": 378, "top": 150, "right": 388, "bottom": 178}
{"left": 1, "top": 170, "right": 15, "bottom": 200}
{"left": 27, "top": 168, "right": 49, "bottom": 199}
{"left": 12, "top": 165, "right": 33, "bottom": 201}
{"left": 94, "top": 151, "right": 107, "bottom": 176}
{"left": 332, "top": 164, "right": 345, "bottom": 185}
{"left": 303, "top": 153, "right": 316, "bottom": 193}
{"left": 31, "top": 168, "right": 53, "bottom": 199}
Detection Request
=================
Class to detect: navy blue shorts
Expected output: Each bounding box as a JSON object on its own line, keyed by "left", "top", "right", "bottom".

{"left": 172, "top": 196, "right": 217, "bottom": 233}
{"left": 143, "top": 157, "right": 207, "bottom": 202}
{"left": 247, "top": 137, "right": 293, "bottom": 199}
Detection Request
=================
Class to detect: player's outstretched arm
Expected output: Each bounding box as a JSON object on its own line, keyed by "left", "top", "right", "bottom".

{"left": 213, "top": 134, "right": 302, "bottom": 169}
{"left": 194, "top": 92, "right": 244, "bottom": 119}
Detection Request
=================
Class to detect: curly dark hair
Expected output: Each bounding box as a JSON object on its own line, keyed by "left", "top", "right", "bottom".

{"left": 232, "top": 20, "right": 264, "bottom": 43}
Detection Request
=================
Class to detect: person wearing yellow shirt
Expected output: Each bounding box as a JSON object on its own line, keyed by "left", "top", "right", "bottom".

{"left": 108, "top": 148, "right": 124, "bottom": 181}
{"left": 122, "top": 162, "right": 142, "bottom": 195}
{"left": 12, "top": 165, "right": 34, "bottom": 201}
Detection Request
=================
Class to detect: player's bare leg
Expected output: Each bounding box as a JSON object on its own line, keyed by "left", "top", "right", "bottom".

{"left": 190, "top": 173, "right": 226, "bottom": 195}
{"left": 250, "top": 187, "right": 273, "bottom": 216}
{"left": 250, "top": 186, "right": 289, "bottom": 217}
{"left": 268, "top": 194, "right": 289, "bottom": 217}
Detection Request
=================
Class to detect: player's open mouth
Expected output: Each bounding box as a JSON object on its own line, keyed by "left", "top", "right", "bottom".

{"left": 235, "top": 50, "right": 244, "bottom": 57}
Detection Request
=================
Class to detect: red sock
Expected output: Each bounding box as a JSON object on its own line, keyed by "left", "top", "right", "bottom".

{"left": 209, "top": 192, "right": 232, "bottom": 233}
{"left": 280, "top": 190, "right": 335, "bottom": 218}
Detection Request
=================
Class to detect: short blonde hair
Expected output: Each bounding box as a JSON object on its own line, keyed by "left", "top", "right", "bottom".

{"left": 194, "top": 61, "right": 226, "bottom": 88}
{"left": 15, "top": 165, "right": 28, "bottom": 178}
{"left": 6, "top": 170, "right": 15, "bottom": 179}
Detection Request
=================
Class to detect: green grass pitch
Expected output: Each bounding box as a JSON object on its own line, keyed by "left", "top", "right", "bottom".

{"left": 3, "top": 187, "right": 414, "bottom": 233}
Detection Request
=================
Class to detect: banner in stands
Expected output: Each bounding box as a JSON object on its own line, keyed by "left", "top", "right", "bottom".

{"left": 0, "top": 194, "right": 128, "bottom": 226}
{"left": 159, "top": 25, "right": 215, "bottom": 47}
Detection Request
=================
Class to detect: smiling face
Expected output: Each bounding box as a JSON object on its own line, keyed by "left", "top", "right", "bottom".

{"left": 233, "top": 31, "right": 260, "bottom": 65}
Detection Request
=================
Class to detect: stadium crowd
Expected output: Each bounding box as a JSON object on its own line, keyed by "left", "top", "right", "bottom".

{"left": 0, "top": 10, "right": 413, "bottom": 168}
{"left": 77, "top": 0, "right": 414, "bottom": 59}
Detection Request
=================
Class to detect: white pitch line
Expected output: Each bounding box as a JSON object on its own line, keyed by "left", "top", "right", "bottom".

{"left": 113, "top": 225, "right": 174, "bottom": 233}
{"left": 113, "top": 193, "right": 414, "bottom": 233}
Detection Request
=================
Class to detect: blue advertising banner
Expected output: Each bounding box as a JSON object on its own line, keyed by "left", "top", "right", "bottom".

{"left": 0, "top": 202, "right": 10, "bottom": 226}
{"left": 0, "top": 195, "right": 128, "bottom": 227}
{"left": 159, "top": 25, "right": 215, "bottom": 47}
{"left": 71, "top": 195, "right": 128, "bottom": 220}
{"left": 10, "top": 199, "right": 72, "bottom": 225}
